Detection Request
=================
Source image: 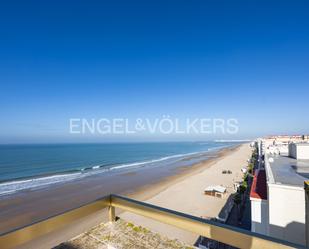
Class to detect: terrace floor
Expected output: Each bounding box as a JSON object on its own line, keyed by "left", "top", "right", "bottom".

{"left": 53, "top": 219, "right": 195, "bottom": 249}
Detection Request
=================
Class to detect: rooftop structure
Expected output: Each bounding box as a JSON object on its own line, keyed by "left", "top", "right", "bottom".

{"left": 204, "top": 185, "right": 226, "bottom": 198}
{"left": 289, "top": 143, "right": 309, "bottom": 160}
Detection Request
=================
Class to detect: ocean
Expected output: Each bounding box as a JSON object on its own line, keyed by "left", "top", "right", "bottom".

{"left": 0, "top": 141, "right": 239, "bottom": 197}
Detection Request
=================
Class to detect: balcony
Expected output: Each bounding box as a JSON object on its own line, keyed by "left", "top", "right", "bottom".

{"left": 0, "top": 195, "right": 304, "bottom": 249}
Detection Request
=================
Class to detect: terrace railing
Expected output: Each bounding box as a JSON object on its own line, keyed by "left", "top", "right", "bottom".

{"left": 0, "top": 194, "right": 304, "bottom": 249}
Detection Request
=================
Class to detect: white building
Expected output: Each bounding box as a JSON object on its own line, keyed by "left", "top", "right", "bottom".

{"left": 250, "top": 139, "right": 309, "bottom": 246}
{"left": 289, "top": 143, "right": 309, "bottom": 160}
{"left": 250, "top": 169, "right": 268, "bottom": 234}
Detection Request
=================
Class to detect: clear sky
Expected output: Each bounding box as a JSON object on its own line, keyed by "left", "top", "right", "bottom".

{"left": 0, "top": 1, "right": 308, "bottom": 143}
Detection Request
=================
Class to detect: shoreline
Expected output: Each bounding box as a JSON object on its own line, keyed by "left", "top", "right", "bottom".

{"left": 125, "top": 145, "right": 240, "bottom": 202}
{"left": 0, "top": 143, "right": 251, "bottom": 249}
{"left": 0, "top": 144, "right": 233, "bottom": 198}
{"left": 0, "top": 145, "right": 236, "bottom": 233}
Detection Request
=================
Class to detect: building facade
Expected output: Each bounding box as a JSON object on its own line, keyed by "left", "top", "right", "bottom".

{"left": 250, "top": 137, "right": 309, "bottom": 246}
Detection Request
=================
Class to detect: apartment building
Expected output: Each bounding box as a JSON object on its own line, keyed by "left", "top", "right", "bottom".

{"left": 250, "top": 137, "right": 309, "bottom": 246}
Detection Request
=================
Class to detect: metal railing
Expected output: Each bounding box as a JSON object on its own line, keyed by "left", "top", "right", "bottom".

{"left": 0, "top": 194, "right": 304, "bottom": 249}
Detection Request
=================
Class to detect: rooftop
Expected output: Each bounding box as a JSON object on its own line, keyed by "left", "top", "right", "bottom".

{"left": 290, "top": 142, "right": 309, "bottom": 147}
{"left": 250, "top": 169, "right": 267, "bottom": 200}
{"left": 54, "top": 219, "right": 193, "bottom": 249}
{"left": 266, "top": 153, "right": 309, "bottom": 187}
{"left": 204, "top": 185, "right": 226, "bottom": 193}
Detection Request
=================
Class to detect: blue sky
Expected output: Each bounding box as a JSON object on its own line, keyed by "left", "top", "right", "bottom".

{"left": 0, "top": 1, "right": 309, "bottom": 143}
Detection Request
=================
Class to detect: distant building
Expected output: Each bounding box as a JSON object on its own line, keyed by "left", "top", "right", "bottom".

{"left": 250, "top": 138, "right": 309, "bottom": 246}
{"left": 263, "top": 134, "right": 309, "bottom": 149}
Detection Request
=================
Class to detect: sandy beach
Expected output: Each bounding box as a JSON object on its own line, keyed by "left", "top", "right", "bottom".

{"left": 1, "top": 143, "right": 252, "bottom": 249}
{"left": 121, "top": 143, "right": 252, "bottom": 244}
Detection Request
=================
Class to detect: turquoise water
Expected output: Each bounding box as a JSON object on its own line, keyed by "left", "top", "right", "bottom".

{"left": 0, "top": 142, "right": 239, "bottom": 196}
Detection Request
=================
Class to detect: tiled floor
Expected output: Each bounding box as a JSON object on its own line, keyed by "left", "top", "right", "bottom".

{"left": 53, "top": 219, "right": 195, "bottom": 249}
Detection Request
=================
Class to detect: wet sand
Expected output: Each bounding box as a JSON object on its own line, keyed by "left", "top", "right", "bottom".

{"left": 0, "top": 144, "right": 250, "bottom": 249}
